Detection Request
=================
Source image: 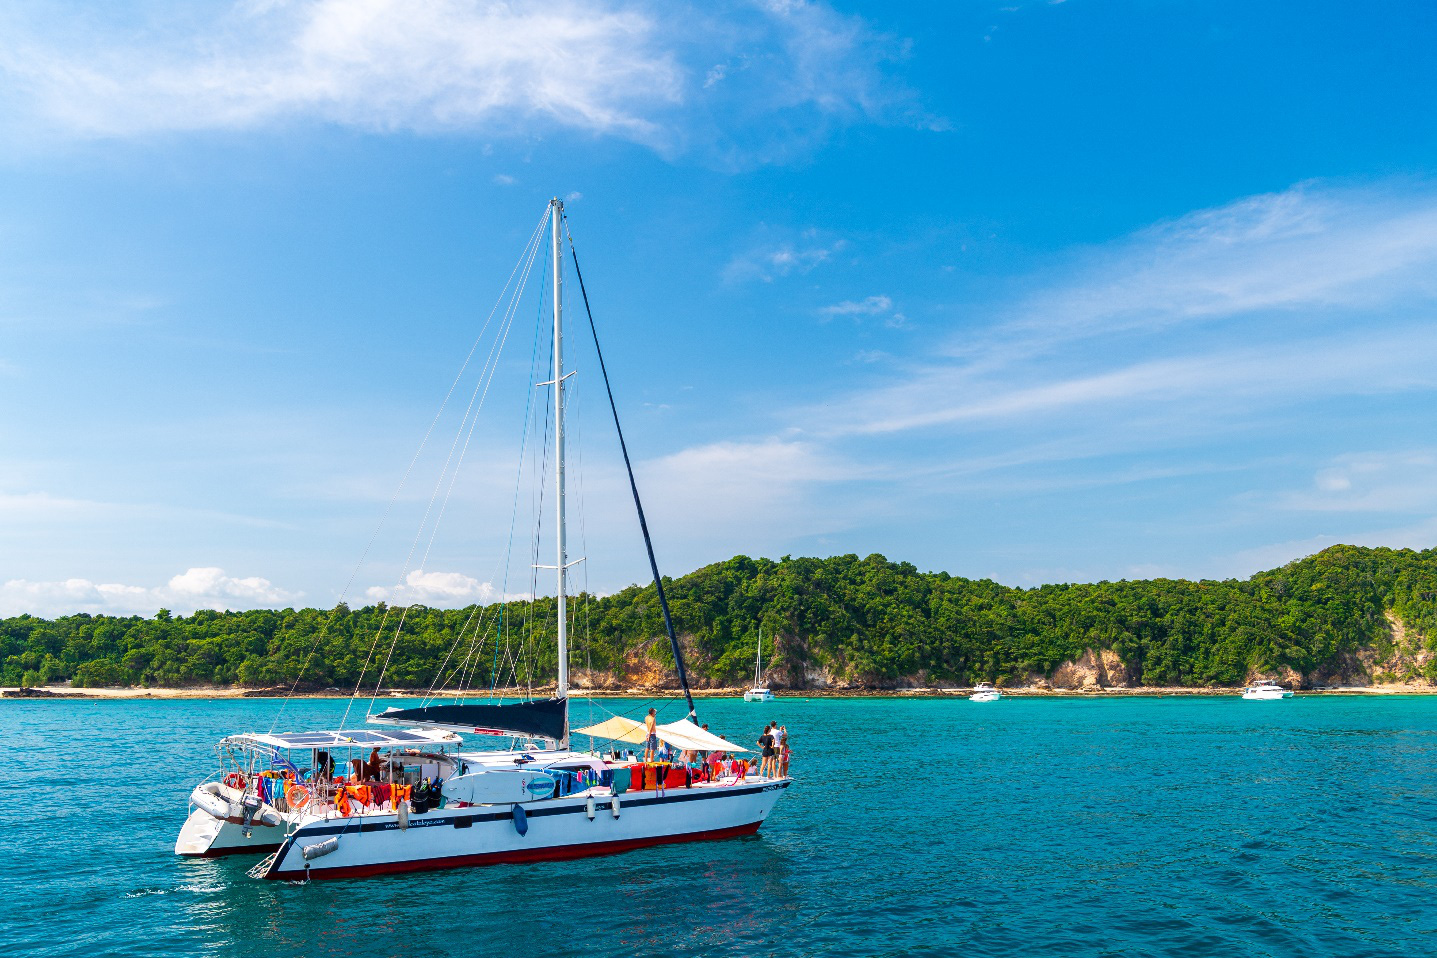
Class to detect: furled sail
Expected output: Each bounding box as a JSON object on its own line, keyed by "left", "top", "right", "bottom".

{"left": 370, "top": 698, "right": 568, "bottom": 742}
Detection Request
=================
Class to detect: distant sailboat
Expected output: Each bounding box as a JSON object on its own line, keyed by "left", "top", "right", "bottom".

{"left": 744, "top": 627, "right": 775, "bottom": 703}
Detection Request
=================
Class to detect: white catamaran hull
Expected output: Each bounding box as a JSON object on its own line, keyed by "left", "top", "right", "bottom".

{"left": 175, "top": 808, "right": 287, "bottom": 857}
{"left": 262, "top": 780, "right": 788, "bottom": 880}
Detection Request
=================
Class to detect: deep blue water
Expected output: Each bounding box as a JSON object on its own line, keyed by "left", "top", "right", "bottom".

{"left": 5, "top": 694, "right": 1437, "bottom": 957}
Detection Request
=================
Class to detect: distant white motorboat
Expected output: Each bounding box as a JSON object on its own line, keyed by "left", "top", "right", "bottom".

{"left": 743, "top": 627, "right": 775, "bottom": 703}
{"left": 1241, "top": 679, "right": 1293, "bottom": 700}
{"left": 970, "top": 683, "right": 1001, "bottom": 703}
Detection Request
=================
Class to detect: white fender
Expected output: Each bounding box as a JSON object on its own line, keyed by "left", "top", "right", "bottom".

{"left": 611, "top": 795, "right": 621, "bottom": 819}
{"left": 191, "top": 783, "right": 232, "bottom": 820}
{"left": 301, "top": 837, "right": 340, "bottom": 861}
{"left": 257, "top": 806, "right": 282, "bottom": 827}
{"left": 586, "top": 796, "right": 595, "bottom": 820}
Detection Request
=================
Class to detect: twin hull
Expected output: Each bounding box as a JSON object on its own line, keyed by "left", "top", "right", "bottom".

{"left": 261, "top": 780, "right": 788, "bottom": 880}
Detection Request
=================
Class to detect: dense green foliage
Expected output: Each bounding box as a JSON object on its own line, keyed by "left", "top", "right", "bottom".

{"left": 5, "top": 545, "right": 1437, "bottom": 690}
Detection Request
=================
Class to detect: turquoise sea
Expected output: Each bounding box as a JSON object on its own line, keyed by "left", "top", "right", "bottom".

{"left": 5, "top": 694, "right": 1437, "bottom": 957}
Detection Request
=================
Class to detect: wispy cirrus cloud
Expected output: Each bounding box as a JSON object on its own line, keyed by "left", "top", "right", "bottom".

{"left": 723, "top": 230, "right": 848, "bottom": 282}
{"left": 816, "top": 326, "right": 1437, "bottom": 437}
{"left": 805, "top": 182, "right": 1437, "bottom": 442}
{"left": 1007, "top": 181, "right": 1437, "bottom": 343}
{"left": 0, "top": 0, "right": 928, "bottom": 162}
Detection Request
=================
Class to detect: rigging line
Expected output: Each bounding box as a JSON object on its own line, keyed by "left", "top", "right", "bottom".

{"left": 425, "top": 597, "right": 497, "bottom": 700}
{"left": 484, "top": 263, "right": 550, "bottom": 699}
{"left": 410, "top": 238, "right": 544, "bottom": 705}
{"left": 565, "top": 217, "right": 698, "bottom": 723}
{"left": 270, "top": 206, "right": 549, "bottom": 734}
{"left": 437, "top": 250, "right": 550, "bottom": 705}
{"left": 568, "top": 370, "right": 595, "bottom": 683}
{"left": 339, "top": 208, "right": 549, "bottom": 730}
{"left": 367, "top": 221, "right": 544, "bottom": 715}
{"left": 572, "top": 373, "right": 595, "bottom": 678}
{"left": 340, "top": 243, "right": 543, "bottom": 731}
{"left": 518, "top": 316, "right": 554, "bottom": 698}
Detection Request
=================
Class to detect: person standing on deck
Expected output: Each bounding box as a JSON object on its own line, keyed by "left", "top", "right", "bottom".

{"left": 644, "top": 708, "right": 659, "bottom": 763}
{"left": 758, "top": 722, "right": 776, "bottom": 777}
{"left": 697, "top": 723, "right": 712, "bottom": 766}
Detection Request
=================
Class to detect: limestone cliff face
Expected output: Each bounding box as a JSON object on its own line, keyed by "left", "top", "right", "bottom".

{"left": 1341, "top": 611, "right": 1435, "bottom": 687}
{"left": 1044, "top": 649, "right": 1131, "bottom": 689}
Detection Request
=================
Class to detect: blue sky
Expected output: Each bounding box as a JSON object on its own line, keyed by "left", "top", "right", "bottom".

{"left": 2, "top": 0, "right": 1436, "bottom": 616}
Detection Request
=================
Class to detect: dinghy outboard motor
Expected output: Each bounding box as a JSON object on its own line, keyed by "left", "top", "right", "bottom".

{"left": 240, "top": 794, "right": 263, "bottom": 837}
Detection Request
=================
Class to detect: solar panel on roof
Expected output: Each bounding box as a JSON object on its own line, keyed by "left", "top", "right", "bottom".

{"left": 258, "top": 728, "right": 453, "bottom": 749}
{"left": 386, "top": 730, "right": 429, "bottom": 742}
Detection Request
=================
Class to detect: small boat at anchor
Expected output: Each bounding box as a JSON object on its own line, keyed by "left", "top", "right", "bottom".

{"left": 743, "top": 628, "right": 775, "bottom": 703}
{"left": 174, "top": 199, "right": 789, "bottom": 880}
{"left": 970, "top": 683, "right": 1001, "bottom": 703}
{"left": 1241, "top": 679, "right": 1294, "bottom": 700}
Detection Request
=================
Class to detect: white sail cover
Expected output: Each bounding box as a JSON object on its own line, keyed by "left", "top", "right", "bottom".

{"left": 572, "top": 716, "right": 750, "bottom": 753}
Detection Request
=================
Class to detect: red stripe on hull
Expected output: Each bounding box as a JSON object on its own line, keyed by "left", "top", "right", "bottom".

{"left": 270, "top": 820, "right": 763, "bottom": 880}
{"left": 195, "top": 842, "right": 283, "bottom": 858}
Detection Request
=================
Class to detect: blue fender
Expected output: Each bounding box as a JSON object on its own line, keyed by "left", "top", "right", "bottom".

{"left": 512, "top": 804, "right": 528, "bottom": 837}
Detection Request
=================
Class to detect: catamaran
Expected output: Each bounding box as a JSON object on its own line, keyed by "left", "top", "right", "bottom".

{"left": 743, "top": 627, "right": 775, "bottom": 703}
{"left": 174, "top": 199, "right": 789, "bottom": 880}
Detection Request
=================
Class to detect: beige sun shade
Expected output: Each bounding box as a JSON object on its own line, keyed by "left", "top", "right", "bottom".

{"left": 573, "top": 715, "right": 751, "bottom": 753}
{"left": 573, "top": 716, "right": 648, "bottom": 745}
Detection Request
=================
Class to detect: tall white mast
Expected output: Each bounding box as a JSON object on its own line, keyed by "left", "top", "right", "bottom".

{"left": 755, "top": 627, "right": 762, "bottom": 687}
{"left": 551, "top": 198, "right": 569, "bottom": 731}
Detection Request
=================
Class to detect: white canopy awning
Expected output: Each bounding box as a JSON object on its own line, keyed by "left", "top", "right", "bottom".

{"left": 656, "top": 718, "right": 750, "bottom": 754}
{"left": 572, "top": 715, "right": 750, "bottom": 753}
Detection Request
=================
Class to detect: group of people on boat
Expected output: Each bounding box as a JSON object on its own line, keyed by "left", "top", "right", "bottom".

{"left": 633, "top": 707, "right": 792, "bottom": 782}
{"left": 758, "top": 721, "right": 790, "bottom": 777}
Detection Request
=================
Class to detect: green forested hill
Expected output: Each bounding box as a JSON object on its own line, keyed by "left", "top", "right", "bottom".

{"left": 5, "top": 544, "right": 1437, "bottom": 690}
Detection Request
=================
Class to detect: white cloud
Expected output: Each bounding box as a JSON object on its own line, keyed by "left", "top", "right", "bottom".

{"left": 492, "top": 173, "right": 516, "bottom": 186}
{"left": 819, "top": 294, "right": 891, "bottom": 317}
{"left": 723, "top": 235, "right": 847, "bottom": 282}
{"left": 0, "top": 566, "right": 301, "bottom": 617}
{"left": 365, "top": 568, "right": 515, "bottom": 606}
{"left": 0, "top": 0, "right": 926, "bottom": 160}
{"left": 1277, "top": 450, "right": 1437, "bottom": 513}
{"left": 0, "top": 0, "right": 680, "bottom": 141}
{"left": 636, "top": 437, "right": 873, "bottom": 548}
